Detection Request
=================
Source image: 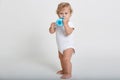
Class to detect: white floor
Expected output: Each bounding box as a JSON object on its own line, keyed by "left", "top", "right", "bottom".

{"left": 0, "top": 54, "right": 119, "bottom": 80}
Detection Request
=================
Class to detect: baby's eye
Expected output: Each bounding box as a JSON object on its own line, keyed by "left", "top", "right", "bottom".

{"left": 60, "top": 13, "right": 63, "bottom": 14}
{"left": 65, "top": 13, "right": 68, "bottom": 15}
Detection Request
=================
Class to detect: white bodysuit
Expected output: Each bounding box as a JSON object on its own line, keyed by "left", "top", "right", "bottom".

{"left": 56, "top": 21, "right": 75, "bottom": 54}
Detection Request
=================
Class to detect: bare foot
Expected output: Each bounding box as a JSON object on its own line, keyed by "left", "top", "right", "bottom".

{"left": 56, "top": 70, "right": 64, "bottom": 75}
{"left": 60, "top": 74, "right": 72, "bottom": 79}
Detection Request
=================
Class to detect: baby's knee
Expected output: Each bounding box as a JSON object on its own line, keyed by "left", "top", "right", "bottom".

{"left": 62, "top": 56, "right": 71, "bottom": 62}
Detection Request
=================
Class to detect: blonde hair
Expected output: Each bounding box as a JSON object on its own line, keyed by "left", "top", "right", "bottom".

{"left": 56, "top": 2, "right": 73, "bottom": 14}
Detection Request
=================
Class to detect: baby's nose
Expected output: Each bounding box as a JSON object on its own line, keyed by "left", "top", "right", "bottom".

{"left": 63, "top": 15, "right": 65, "bottom": 18}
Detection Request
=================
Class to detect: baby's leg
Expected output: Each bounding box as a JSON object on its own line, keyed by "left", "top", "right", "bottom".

{"left": 61, "top": 48, "right": 73, "bottom": 79}
{"left": 57, "top": 51, "right": 64, "bottom": 74}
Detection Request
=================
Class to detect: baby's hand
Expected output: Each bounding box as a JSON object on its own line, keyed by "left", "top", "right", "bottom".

{"left": 51, "top": 22, "right": 56, "bottom": 27}
{"left": 63, "top": 18, "right": 69, "bottom": 25}
{"left": 49, "top": 22, "right": 56, "bottom": 34}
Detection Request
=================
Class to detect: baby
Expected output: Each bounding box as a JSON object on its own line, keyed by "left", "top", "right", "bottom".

{"left": 49, "top": 2, "right": 75, "bottom": 79}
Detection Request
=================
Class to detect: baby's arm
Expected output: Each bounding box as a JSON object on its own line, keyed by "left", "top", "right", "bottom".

{"left": 63, "top": 19, "right": 74, "bottom": 36}
{"left": 49, "top": 22, "right": 56, "bottom": 34}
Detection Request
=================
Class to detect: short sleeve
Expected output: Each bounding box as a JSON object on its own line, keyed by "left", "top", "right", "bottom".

{"left": 68, "top": 22, "right": 75, "bottom": 29}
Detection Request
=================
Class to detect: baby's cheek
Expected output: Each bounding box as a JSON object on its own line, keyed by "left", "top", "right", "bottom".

{"left": 60, "top": 15, "right": 63, "bottom": 18}
{"left": 59, "top": 15, "right": 63, "bottom": 18}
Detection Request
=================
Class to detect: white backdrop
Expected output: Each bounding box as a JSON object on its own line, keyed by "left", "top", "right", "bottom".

{"left": 0, "top": 0, "right": 120, "bottom": 80}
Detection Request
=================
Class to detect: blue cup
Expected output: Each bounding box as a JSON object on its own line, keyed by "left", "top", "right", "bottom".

{"left": 56, "top": 18, "right": 64, "bottom": 27}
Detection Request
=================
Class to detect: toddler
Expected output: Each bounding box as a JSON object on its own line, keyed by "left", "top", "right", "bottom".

{"left": 49, "top": 2, "right": 75, "bottom": 79}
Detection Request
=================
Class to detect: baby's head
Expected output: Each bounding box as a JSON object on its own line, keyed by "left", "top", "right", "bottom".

{"left": 56, "top": 2, "right": 73, "bottom": 19}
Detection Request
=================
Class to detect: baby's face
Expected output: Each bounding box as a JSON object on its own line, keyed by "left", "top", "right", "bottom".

{"left": 58, "top": 7, "right": 71, "bottom": 19}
